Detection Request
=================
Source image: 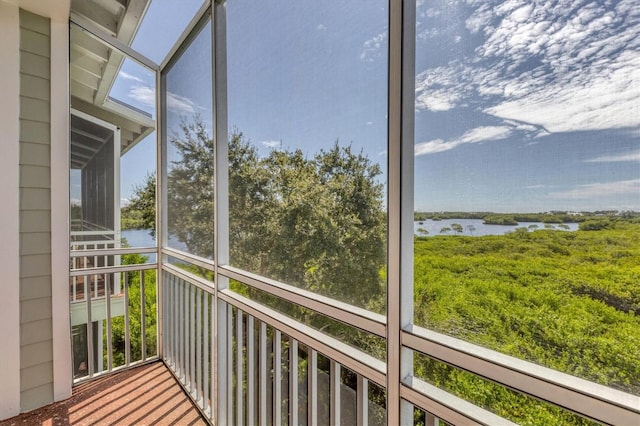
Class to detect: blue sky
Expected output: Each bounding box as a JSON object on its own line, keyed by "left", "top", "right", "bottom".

{"left": 109, "top": 0, "right": 639, "bottom": 213}
{"left": 413, "top": 0, "right": 639, "bottom": 212}
{"left": 109, "top": 0, "right": 205, "bottom": 203}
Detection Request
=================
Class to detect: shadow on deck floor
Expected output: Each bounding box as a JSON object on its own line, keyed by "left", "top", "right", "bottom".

{"left": 0, "top": 361, "right": 207, "bottom": 426}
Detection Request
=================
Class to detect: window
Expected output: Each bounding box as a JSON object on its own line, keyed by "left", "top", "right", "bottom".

{"left": 162, "top": 18, "right": 214, "bottom": 260}
{"left": 226, "top": 0, "right": 389, "bottom": 311}
{"left": 412, "top": 0, "right": 640, "bottom": 422}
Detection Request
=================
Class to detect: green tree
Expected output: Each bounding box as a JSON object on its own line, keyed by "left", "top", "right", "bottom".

{"left": 167, "top": 117, "right": 215, "bottom": 258}
{"left": 451, "top": 223, "right": 463, "bottom": 234}
{"left": 122, "top": 173, "right": 156, "bottom": 233}
{"left": 228, "top": 131, "right": 386, "bottom": 309}
{"left": 110, "top": 250, "right": 157, "bottom": 367}
{"left": 128, "top": 117, "right": 387, "bottom": 309}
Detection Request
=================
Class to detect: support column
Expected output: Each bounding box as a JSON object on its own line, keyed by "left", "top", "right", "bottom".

{"left": 0, "top": 2, "right": 22, "bottom": 420}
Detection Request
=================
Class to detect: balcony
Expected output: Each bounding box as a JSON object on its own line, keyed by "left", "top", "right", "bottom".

{"left": 0, "top": 362, "right": 206, "bottom": 426}
{"left": 0, "top": 0, "right": 639, "bottom": 425}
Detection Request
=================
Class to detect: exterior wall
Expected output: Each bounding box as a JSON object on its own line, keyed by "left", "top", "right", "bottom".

{"left": 0, "top": 1, "right": 71, "bottom": 420}
{"left": 0, "top": 1, "right": 23, "bottom": 420}
{"left": 18, "top": 9, "right": 54, "bottom": 412}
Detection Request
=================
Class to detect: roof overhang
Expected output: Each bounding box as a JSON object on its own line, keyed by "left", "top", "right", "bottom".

{"left": 69, "top": 0, "right": 154, "bottom": 166}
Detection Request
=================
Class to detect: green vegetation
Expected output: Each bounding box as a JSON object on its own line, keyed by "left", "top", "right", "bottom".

{"left": 109, "top": 252, "right": 157, "bottom": 367}
{"left": 414, "top": 221, "right": 640, "bottom": 416}
{"left": 132, "top": 116, "right": 386, "bottom": 309}
{"left": 228, "top": 130, "right": 386, "bottom": 309}
{"left": 482, "top": 214, "right": 519, "bottom": 225}
{"left": 122, "top": 174, "right": 155, "bottom": 231}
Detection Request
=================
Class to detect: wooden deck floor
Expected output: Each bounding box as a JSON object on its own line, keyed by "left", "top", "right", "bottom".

{"left": 0, "top": 361, "right": 207, "bottom": 426}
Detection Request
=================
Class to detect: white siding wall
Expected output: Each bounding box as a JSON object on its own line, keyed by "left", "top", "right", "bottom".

{"left": 19, "top": 9, "right": 54, "bottom": 412}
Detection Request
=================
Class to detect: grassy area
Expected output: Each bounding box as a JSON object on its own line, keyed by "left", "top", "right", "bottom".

{"left": 413, "top": 221, "right": 640, "bottom": 423}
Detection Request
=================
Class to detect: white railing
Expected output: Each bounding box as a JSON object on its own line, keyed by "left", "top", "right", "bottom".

{"left": 162, "top": 261, "right": 516, "bottom": 426}
{"left": 162, "top": 267, "right": 392, "bottom": 425}
{"left": 70, "top": 248, "right": 158, "bottom": 381}
{"left": 70, "top": 221, "right": 119, "bottom": 302}
{"left": 159, "top": 249, "right": 640, "bottom": 426}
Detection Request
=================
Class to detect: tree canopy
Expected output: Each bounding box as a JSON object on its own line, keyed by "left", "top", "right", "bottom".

{"left": 128, "top": 116, "right": 387, "bottom": 309}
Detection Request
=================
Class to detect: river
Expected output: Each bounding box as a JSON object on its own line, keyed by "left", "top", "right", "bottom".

{"left": 123, "top": 220, "right": 579, "bottom": 248}
{"left": 414, "top": 218, "right": 578, "bottom": 237}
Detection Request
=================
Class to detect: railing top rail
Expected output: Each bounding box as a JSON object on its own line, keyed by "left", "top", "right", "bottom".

{"left": 403, "top": 326, "right": 640, "bottom": 425}
{"left": 71, "top": 247, "right": 157, "bottom": 257}
{"left": 219, "top": 265, "right": 386, "bottom": 338}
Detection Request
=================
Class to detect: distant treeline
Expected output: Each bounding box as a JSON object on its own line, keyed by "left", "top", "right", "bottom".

{"left": 414, "top": 211, "right": 640, "bottom": 225}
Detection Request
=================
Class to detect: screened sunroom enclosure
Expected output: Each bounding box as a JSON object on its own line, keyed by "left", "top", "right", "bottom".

{"left": 69, "top": 1, "right": 640, "bottom": 425}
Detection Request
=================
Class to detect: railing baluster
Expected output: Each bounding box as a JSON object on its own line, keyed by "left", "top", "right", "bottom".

{"left": 210, "top": 292, "right": 215, "bottom": 421}
{"left": 174, "top": 274, "right": 179, "bottom": 370}
{"left": 237, "top": 309, "right": 244, "bottom": 426}
{"left": 86, "top": 273, "right": 94, "bottom": 377}
{"left": 203, "top": 290, "right": 210, "bottom": 416}
{"left": 227, "top": 306, "right": 233, "bottom": 425}
{"left": 330, "top": 361, "right": 341, "bottom": 426}
{"left": 196, "top": 287, "right": 202, "bottom": 404}
{"left": 105, "top": 273, "right": 112, "bottom": 372}
{"left": 247, "top": 315, "right": 256, "bottom": 425}
{"left": 274, "top": 330, "right": 282, "bottom": 426}
{"left": 124, "top": 271, "right": 130, "bottom": 366}
{"left": 141, "top": 270, "right": 146, "bottom": 361}
{"left": 289, "top": 338, "right": 298, "bottom": 426}
{"left": 357, "top": 375, "right": 368, "bottom": 426}
{"left": 308, "top": 349, "right": 318, "bottom": 426}
{"left": 184, "top": 277, "right": 190, "bottom": 383}
{"left": 179, "top": 277, "right": 185, "bottom": 380}
{"left": 93, "top": 255, "right": 98, "bottom": 295}
{"left": 160, "top": 272, "right": 165, "bottom": 362}
{"left": 259, "top": 321, "right": 267, "bottom": 426}
{"left": 190, "top": 281, "right": 195, "bottom": 393}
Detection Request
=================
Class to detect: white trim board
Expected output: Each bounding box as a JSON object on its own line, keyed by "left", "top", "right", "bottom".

{"left": 0, "top": 1, "right": 22, "bottom": 420}
{"left": 51, "top": 17, "right": 72, "bottom": 402}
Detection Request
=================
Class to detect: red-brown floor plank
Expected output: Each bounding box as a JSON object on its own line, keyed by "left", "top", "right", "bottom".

{"left": 0, "top": 361, "right": 207, "bottom": 426}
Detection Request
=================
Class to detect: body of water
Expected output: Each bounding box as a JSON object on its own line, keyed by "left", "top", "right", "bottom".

{"left": 121, "top": 228, "right": 156, "bottom": 247}
{"left": 123, "top": 220, "right": 579, "bottom": 247}
{"left": 414, "top": 218, "right": 578, "bottom": 237}
{"left": 121, "top": 228, "right": 157, "bottom": 262}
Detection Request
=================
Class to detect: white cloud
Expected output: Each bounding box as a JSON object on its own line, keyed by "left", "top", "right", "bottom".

{"left": 261, "top": 140, "right": 281, "bottom": 148}
{"left": 119, "top": 71, "right": 145, "bottom": 83}
{"left": 360, "top": 31, "right": 387, "bottom": 62}
{"left": 458, "top": 125, "right": 512, "bottom": 144}
{"left": 128, "top": 85, "right": 155, "bottom": 107}
{"left": 548, "top": 179, "right": 640, "bottom": 200}
{"left": 317, "top": 24, "right": 326, "bottom": 31}
{"left": 167, "top": 91, "right": 197, "bottom": 114}
{"left": 416, "top": 89, "right": 460, "bottom": 111}
{"left": 415, "top": 139, "right": 452, "bottom": 156}
{"left": 415, "top": 125, "right": 511, "bottom": 156}
{"left": 585, "top": 150, "right": 640, "bottom": 163}
{"left": 416, "top": 0, "right": 640, "bottom": 133}
{"left": 129, "top": 85, "right": 197, "bottom": 114}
